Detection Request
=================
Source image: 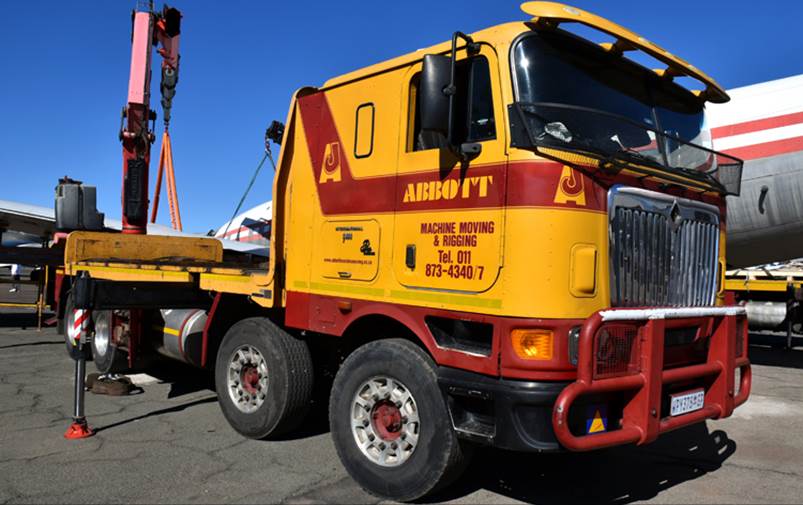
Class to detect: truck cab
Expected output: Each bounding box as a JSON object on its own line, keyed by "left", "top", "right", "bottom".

{"left": 59, "top": 2, "right": 750, "bottom": 501}
{"left": 272, "top": 0, "right": 748, "bottom": 444}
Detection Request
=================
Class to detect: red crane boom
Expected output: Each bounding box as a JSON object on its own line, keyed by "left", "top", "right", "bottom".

{"left": 119, "top": 3, "right": 181, "bottom": 235}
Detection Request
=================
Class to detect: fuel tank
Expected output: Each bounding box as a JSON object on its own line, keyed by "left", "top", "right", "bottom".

{"left": 153, "top": 308, "right": 208, "bottom": 367}
{"left": 709, "top": 73, "right": 803, "bottom": 268}
{"left": 744, "top": 301, "right": 788, "bottom": 330}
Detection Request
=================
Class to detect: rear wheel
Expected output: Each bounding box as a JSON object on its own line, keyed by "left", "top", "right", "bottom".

{"left": 329, "top": 339, "right": 471, "bottom": 502}
{"left": 90, "top": 310, "right": 129, "bottom": 374}
{"left": 62, "top": 293, "right": 91, "bottom": 361}
{"left": 215, "top": 317, "right": 314, "bottom": 439}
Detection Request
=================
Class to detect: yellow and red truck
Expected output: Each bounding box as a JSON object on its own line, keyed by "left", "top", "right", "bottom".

{"left": 57, "top": 2, "right": 751, "bottom": 500}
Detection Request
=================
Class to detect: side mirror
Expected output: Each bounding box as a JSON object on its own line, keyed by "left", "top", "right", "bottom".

{"left": 420, "top": 54, "right": 451, "bottom": 135}
{"left": 460, "top": 142, "right": 482, "bottom": 160}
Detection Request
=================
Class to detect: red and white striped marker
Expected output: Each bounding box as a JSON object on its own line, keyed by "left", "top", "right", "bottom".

{"left": 68, "top": 309, "right": 88, "bottom": 346}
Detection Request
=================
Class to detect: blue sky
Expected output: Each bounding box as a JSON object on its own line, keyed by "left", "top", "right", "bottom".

{"left": 1, "top": 0, "right": 800, "bottom": 233}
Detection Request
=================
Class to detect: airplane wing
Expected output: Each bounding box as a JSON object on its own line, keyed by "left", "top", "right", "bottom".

{"left": 1, "top": 198, "right": 268, "bottom": 258}
{"left": 0, "top": 199, "right": 56, "bottom": 245}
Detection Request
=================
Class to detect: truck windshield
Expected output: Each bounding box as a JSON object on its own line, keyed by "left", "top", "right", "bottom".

{"left": 510, "top": 30, "right": 742, "bottom": 195}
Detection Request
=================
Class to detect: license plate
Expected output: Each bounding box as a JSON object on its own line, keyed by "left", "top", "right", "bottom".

{"left": 670, "top": 388, "right": 705, "bottom": 416}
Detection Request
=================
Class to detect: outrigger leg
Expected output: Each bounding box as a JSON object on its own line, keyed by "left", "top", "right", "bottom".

{"left": 64, "top": 272, "right": 94, "bottom": 439}
{"left": 64, "top": 351, "right": 94, "bottom": 439}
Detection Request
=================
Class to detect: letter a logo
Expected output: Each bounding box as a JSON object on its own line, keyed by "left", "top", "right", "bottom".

{"left": 319, "top": 142, "right": 342, "bottom": 184}
{"left": 553, "top": 165, "right": 586, "bottom": 206}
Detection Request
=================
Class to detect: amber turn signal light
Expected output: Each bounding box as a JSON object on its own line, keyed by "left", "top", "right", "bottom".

{"left": 511, "top": 329, "right": 554, "bottom": 360}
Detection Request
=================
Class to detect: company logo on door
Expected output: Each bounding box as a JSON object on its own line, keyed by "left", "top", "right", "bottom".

{"left": 319, "top": 142, "right": 342, "bottom": 183}
{"left": 402, "top": 175, "right": 494, "bottom": 203}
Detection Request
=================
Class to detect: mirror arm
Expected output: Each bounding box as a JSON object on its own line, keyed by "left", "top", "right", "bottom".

{"left": 445, "top": 31, "right": 480, "bottom": 148}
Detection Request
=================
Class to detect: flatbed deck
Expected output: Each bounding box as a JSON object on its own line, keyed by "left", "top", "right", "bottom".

{"left": 726, "top": 267, "right": 803, "bottom": 292}
{"left": 63, "top": 231, "right": 274, "bottom": 301}
{"left": 71, "top": 257, "right": 266, "bottom": 275}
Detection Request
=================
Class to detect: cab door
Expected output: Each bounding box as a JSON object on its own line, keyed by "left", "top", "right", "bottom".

{"left": 393, "top": 44, "right": 507, "bottom": 294}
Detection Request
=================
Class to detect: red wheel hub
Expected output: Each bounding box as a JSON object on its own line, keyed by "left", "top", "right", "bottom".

{"left": 371, "top": 401, "right": 403, "bottom": 441}
{"left": 241, "top": 366, "right": 259, "bottom": 394}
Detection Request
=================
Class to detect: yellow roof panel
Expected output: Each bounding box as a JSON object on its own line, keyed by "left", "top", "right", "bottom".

{"left": 520, "top": 2, "right": 729, "bottom": 103}
{"left": 323, "top": 22, "right": 527, "bottom": 89}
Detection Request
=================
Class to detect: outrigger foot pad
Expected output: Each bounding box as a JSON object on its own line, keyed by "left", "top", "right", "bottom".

{"left": 64, "top": 418, "right": 94, "bottom": 439}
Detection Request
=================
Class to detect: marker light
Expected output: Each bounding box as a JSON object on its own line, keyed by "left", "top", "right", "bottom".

{"left": 511, "top": 329, "right": 554, "bottom": 360}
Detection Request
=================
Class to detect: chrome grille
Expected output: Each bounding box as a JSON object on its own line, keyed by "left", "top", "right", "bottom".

{"left": 609, "top": 187, "right": 720, "bottom": 307}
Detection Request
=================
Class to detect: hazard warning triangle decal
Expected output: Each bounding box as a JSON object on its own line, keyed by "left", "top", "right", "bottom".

{"left": 586, "top": 406, "right": 608, "bottom": 434}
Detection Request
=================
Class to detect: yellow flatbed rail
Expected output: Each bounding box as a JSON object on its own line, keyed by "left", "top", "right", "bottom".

{"left": 725, "top": 278, "right": 803, "bottom": 293}
{"left": 725, "top": 268, "right": 803, "bottom": 292}
{"left": 63, "top": 231, "right": 274, "bottom": 301}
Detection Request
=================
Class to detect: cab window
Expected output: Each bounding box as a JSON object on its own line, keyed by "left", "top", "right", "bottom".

{"left": 408, "top": 56, "right": 496, "bottom": 151}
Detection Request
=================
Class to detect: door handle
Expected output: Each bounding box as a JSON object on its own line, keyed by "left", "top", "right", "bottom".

{"left": 405, "top": 244, "right": 416, "bottom": 269}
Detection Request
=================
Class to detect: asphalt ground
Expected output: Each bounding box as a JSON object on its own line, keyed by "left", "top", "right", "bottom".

{"left": 0, "top": 280, "right": 39, "bottom": 306}
{"left": 1, "top": 308, "right": 803, "bottom": 504}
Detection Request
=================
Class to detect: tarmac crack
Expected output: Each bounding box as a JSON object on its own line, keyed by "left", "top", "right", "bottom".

{"left": 280, "top": 472, "right": 347, "bottom": 504}
{"left": 723, "top": 460, "right": 803, "bottom": 479}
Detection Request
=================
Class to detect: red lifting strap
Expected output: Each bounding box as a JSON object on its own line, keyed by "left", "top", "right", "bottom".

{"left": 150, "top": 130, "right": 183, "bottom": 231}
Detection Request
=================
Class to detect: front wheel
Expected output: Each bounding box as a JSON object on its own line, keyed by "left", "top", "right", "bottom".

{"left": 215, "top": 317, "right": 314, "bottom": 439}
{"left": 329, "top": 339, "right": 472, "bottom": 502}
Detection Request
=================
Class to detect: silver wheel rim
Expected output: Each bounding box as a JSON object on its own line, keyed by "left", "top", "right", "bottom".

{"left": 226, "top": 345, "right": 268, "bottom": 414}
{"left": 350, "top": 376, "right": 420, "bottom": 467}
{"left": 93, "top": 311, "right": 111, "bottom": 356}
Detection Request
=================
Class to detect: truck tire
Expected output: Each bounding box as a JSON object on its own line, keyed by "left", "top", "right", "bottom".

{"left": 215, "top": 317, "right": 314, "bottom": 439}
{"left": 329, "top": 339, "right": 472, "bottom": 502}
{"left": 91, "top": 310, "right": 129, "bottom": 374}
{"left": 62, "top": 293, "right": 91, "bottom": 361}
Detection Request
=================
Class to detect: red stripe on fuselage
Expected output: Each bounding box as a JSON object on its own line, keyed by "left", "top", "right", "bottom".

{"left": 711, "top": 111, "right": 803, "bottom": 139}
{"left": 235, "top": 235, "right": 270, "bottom": 243}
{"left": 723, "top": 136, "right": 803, "bottom": 161}
{"left": 217, "top": 223, "right": 271, "bottom": 239}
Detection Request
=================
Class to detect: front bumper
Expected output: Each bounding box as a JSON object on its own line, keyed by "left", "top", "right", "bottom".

{"left": 438, "top": 366, "right": 569, "bottom": 452}
{"left": 438, "top": 306, "right": 752, "bottom": 453}
{"left": 553, "top": 306, "right": 751, "bottom": 451}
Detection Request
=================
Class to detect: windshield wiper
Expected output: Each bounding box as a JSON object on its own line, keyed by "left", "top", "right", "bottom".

{"left": 674, "top": 163, "right": 726, "bottom": 192}
{"left": 605, "top": 147, "right": 726, "bottom": 192}
{"left": 511, "top": 102, "right": 741, "bottom": 195}
{"left": 603, "top": 147, "right": 661, "bottom": 171}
